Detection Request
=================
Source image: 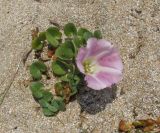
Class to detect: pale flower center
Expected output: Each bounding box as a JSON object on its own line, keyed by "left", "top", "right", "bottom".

{"left": 83, "top": 59, "right": 95, "bottom": 74}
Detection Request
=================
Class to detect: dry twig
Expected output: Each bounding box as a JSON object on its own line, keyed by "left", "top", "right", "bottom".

{"left": 0, "top": 59, "right": 22, "bottom": 106}
{"left": 22, "top": 49, "right": 32, "bottom": 65}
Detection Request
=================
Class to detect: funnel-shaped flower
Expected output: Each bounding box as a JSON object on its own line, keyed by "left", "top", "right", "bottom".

{"left": 76, "top": 38, "right": 123, "bottom": 90}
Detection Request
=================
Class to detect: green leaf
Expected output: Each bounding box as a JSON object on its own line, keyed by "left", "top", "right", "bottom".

{"left": 67, "top": 74, "right": 80, "bottom": 85}
{"left": 51, "top": 100, "right": 59, "bottom": 110}
{"left": 73, "top": 75, "right": 81, "bottom": 85}
{"left": 47, "top": 104, "right": 58, "bottom": 112}
{"left": 30, "top": 64, "right": 41, "bottom": 80}
{"left": 57, "top": 101, "right": 65, "bottom": 111}
{"left": 55, "top": 41, "right": 75, "bottom": 60}
{"left": 64, "top": 23, "right": 77, "bottom": 36}
{"left": 39, "top": 99, "right": 49, "bottom": 108}
{"left": 39, "top": 99, "right": 58, "bottom": 112}
{"left": 42, "top": 108, "right": 55, "bottom": 117}
{"left": 61, "top": 60, "right": 75, "bottom": 73}
{"left": 30, "top": 61, "right": 47, "bottom": 80}
{"left": 32, "top": 37, "right": 43, "bottom": 51}
{"left": 70, "top": 86, "right": 78, "bottom": 96}
{"left": 48, "top": 39, "right": 59, "bottom": 48}
{"left": 94, "top": 30, "right": 102, "bottom": 39}
{"left": 30, "top": 82, "right": 44, "bottom": 99}
{"left": 83, "top": 32, "right": 93, "bottom": 41}
{"left": 30, "top": 82, "right": 44, "bottom": 91}
{"left": 66, "top": 74, "right": 80, "bottom": 96}
{"left": 46, "top": 27, "right": 62, "bottom": 47}
{"left": 39, "top": 32, "right": 46, "bottom": 41}
{"left": 46, "top": 27, "right": 62, "bottom": 39}
{"left": 42, "top": 91, "right": 53, "bottom": 102}
{"left": 78, "top": 28, "right": 89, "bottom": 36}
{"left": 77, "top": 28, "right": 90, "bottom": 44}
{"left": 34, "top": 61, "right": 47, "bottom": 73}
{"left": 52, "top": 60, "right": 67, "bottom": 76}
{"left": 69, "top": 78, "right": 78, "bottom": 96}
{"left": 54, "top": 97, "right": 66, "bottom": 111}
{"left": 32, "top": 31, "right": 46, "bottom": 51}
{"left": 59, "top": 75, "right": 70, "bottom": 82}
{"left": 72, "top": 37, "right": 83, "bottom": 49}
{"left": 33, "top": 89, "right": 44, "bottom": 99}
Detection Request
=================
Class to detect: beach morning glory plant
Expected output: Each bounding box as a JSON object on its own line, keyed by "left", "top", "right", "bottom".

{"left": 28, "top": 23, "right": 123, "bottom": 116}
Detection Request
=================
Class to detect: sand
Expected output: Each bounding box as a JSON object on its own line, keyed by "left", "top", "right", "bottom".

{"left": 0, "top": 0, "right": 160, "bottom": 132}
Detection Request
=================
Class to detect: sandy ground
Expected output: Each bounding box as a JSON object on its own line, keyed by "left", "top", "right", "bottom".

{"left": 0, "top": 0, "right": 160, "bottom": 132}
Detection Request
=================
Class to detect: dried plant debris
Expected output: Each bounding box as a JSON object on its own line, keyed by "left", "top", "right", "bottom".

{"left": 119, "top": 120, "right": 134, "bottom": 132}
{"left": 119, "top": 117, "right": 160, "bottom": 132}
{"left": 49, "top": 20, "right": 62, "bottom": 29}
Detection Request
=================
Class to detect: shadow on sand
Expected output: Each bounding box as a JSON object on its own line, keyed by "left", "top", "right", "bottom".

{"left": 77, "top": 85, "right": 117, "bottom": 114}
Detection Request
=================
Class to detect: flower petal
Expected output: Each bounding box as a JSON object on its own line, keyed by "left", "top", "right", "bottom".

{"left": 76, "top": 47, "right": 87, "bottom": 73}
{"left": 86, "top": 38, "right": 98, "bottom": 49}
{"left": 98, "top": 48, "right": 123, "bottom": 70}
{"left": 85, "top": 75, "right": 107, "bottom": 90}
{"left": 86, "top": 38, "right": 112, "bottom": 57}
{"left": 96, "top": 70, "right": 122, "bottom": 87}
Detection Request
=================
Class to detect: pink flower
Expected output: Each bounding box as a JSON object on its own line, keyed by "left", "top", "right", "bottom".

{"left": 76, "top": 38, "right": 123, "bottom": 90}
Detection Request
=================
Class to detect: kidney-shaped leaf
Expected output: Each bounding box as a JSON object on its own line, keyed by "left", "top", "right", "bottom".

{"left": 55, "top": 41, "right": 75, "bottom": 60}
{"left": 64, "top": 23, "right": 77, "bottom": 36}
{"left": 30, "top": 61, "right": 47, "bottom": 80}
{"left": 46, "top": 27, "right": 62, "bottom": 47}
{"left": 30, "top": 82, "right": 44, "bottom": 91}
{"left": 52, "top": 60, "right": 67, "bottom": 76}
{"left": 39, "top": 32, "right": 46, "bottom": 41}
{"left": 30, "top": 82, "right": 44, "bottom": 99}
{"left": 34, "top": 61, "right": 47, "bottom": 72}
{"left": 32, "top": 37, "right": 43, "bottom": 51}
{"left": 77, "top": 28, "right": 89, "bottom": 36}
{"left": 39, "top": 99, "right": 58, "bottom": 113}
{"left": 73, "top": 37, "right": 83, "bottom": 49}
{"left": 83, "top": 32, "right": 93, "bottom": 42}
{"left": 30, "top": 64, "right": 41, "bottom": 80}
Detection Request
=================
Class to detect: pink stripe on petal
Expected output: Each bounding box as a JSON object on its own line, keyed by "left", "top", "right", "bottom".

{"left": 85, "top": 75, "right": 106, "bottom": 90}
{"left": 98, "top": 48, "right": 123, "bottom": 70}
{"left": 96, "top": 71, "right": 122, "bottom": 87}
